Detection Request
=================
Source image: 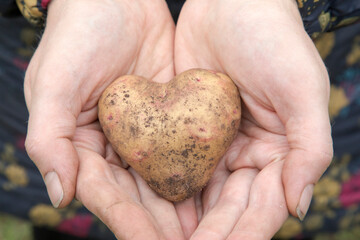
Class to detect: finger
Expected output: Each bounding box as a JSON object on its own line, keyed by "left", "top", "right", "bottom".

{"left": 130, "top": 169, "right": 186, "bottom": 240}
{"left": 175, "top": 197, "right": 199, "bottom": 239}
{"left": 227, "top": 161, "right": 288, "bottom": 240}
{"left": 76, "top": 106, "right": 99, "bottom": 127}
{"left": 190, "top": 168, "right": 257, "bottom": 240}
{"left": 105, "top": 142, "right": 129, "bottom": 168}
{"left": 73, "top": 123, "right": 107, "bottom": 157}
{"left": 200, "top": 161, "right": 230, "bottom": 213}
{"left": 281, "top": 95, "right": 333, "bottom": 219}
{"left": 25, "top": 99, "right": 79, "bottom": 208}
{"left": 76, "top": 148, "right": 163, "bottom": 240}
{"left": 282, "top": 120, "right": 333, "bottom": 219}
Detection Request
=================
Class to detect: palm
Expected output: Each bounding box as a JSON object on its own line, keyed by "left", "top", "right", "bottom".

{"left": 174, "top": 0, "right": 333, "bottom": 239}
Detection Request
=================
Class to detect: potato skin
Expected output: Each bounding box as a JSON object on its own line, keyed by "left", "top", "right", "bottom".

{"left": 98, "top": 69, "right": 241, "bottom": 201}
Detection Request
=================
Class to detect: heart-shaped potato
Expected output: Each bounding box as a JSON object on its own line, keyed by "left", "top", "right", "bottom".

{"left": 98, "top": 69, "right": 241, "bottom": 201}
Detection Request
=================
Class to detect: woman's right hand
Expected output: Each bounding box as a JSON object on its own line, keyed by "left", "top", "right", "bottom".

{"left": 174, "top": 0, "right": 333, "bottom": 239}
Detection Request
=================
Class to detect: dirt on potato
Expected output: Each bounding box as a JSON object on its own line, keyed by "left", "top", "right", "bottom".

{"left": 98, "top": 68, "right": 241, "bottom": 201}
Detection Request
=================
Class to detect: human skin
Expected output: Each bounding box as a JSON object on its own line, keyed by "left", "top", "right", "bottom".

{"left": 24, "top": 0, "right": 333, "bottom": 239}
{"left": 174, "top": 0, "right": 333, "bottom": 239}
{"left": 23, "top": 0, "right": 186, "bottom": 239}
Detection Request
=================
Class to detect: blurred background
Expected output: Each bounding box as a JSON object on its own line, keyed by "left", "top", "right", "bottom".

{"left": 0, "top": 213, "right": 33, "bottom": 240}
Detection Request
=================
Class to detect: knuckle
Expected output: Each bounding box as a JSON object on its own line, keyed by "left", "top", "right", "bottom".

{"left": 24, "top": 134, "right": 44, "bottom": 162}
{"left": 314, "top": 144, "right": 333, "bottom": 170}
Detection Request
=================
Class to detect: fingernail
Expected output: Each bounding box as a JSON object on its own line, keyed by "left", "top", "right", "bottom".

{"left": 44, "top": 171, "right": 63, "bottom": 208}
{"left": 296, "top": 184, "right": 314, "bottom": 221}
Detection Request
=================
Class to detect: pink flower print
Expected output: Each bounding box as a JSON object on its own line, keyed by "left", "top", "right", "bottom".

{"left": 340, "top": 171, "right": 360, "bottom": 207}
{"left": 41, "top": 0, "right": 51, "bottom": 9}
{"left": 56, "top": 214, "right": 93, "bottom": 238}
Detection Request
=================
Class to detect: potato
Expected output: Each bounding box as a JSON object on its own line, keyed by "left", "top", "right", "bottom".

{"left": 98, "top": 68, "right": 241, "bottom": 201}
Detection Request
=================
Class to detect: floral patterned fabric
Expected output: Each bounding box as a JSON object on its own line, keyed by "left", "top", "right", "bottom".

{"left": 14, "top": 0, "right": 49, "bottom": 26}
{"left": 0, "top": 0, "right": 359, "bottom": 239}
{"left": 297, "top": 0, "right": 360, "bottom": 36}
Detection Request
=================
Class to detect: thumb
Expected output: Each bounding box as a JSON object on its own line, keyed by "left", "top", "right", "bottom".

{"left": 282, "top": 110, "right": 333, "bottom": 220}
{"left": 25, "top": 91, "right": 79, "bottom": 208}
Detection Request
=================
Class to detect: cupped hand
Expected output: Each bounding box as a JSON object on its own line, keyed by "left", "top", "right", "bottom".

{"left": 174, "top": 0, "right": 333, "bottom": 239}
{"left": 24, "top": 0, "right": 184, "bottom": 239}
